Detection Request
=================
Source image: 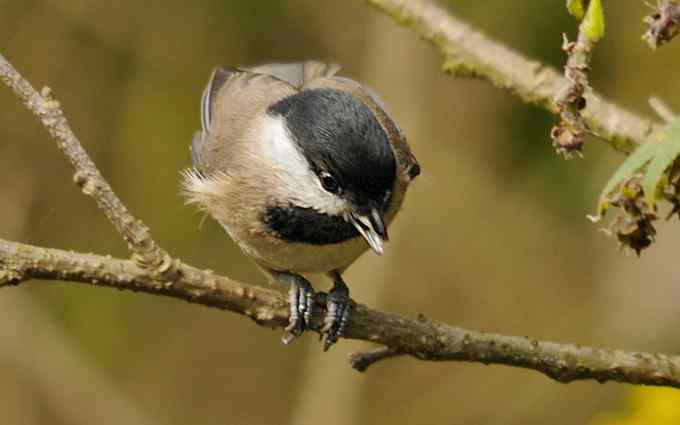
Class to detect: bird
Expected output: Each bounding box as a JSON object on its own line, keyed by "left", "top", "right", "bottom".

{"left": 182, "top": 61, "right": 420, "bottom": 350}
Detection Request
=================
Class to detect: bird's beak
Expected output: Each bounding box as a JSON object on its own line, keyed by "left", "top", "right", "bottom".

{"left": 349, "top": 208, "right": 388, "bottom": 256}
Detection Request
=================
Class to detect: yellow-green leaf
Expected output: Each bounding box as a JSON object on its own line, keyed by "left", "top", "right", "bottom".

{"left": 642, "top": 120, "right": 680, "bottom": 206}
{"left": 567, "top": 0, "right": 586, "bottom": 20}
{"left": 596, "top": 139, "right": 661, "bottom": 216}
{"left": 582, "top": 0, "right": 605, "bottom": 42}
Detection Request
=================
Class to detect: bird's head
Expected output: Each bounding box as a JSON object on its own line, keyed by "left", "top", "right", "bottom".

{"left": 263, "top": 88, "right": 403, "bottom": 254}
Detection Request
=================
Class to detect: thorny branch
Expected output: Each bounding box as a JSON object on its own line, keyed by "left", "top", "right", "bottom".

{"left": 3, "top": 2, "right": 680, "bottom": 388}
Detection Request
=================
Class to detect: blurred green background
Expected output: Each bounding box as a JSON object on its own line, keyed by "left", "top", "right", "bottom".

{"left": 1, "top": 1, "right": 679, "bottom": 424}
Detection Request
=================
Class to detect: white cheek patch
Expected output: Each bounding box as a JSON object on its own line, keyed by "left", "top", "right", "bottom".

{"left": 259, "top": 115, "right": 307, "bottom": 176}
{"left": 256, "top": 115, "right": 347, "bottom": 216}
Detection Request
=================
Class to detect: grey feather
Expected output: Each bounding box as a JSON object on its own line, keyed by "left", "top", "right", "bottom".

{"left": 190, "top": 131, "right": 205, "bottom": 168}
{"left": 246, "top": 61, "right": 340, "bottom": 88}
{"left": 201, "top": 67, "right": 234, "bottom": 133}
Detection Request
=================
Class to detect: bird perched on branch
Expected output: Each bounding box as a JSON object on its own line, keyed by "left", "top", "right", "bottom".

{"left": 183, "top": 61, "right": 419, "bottom": 349}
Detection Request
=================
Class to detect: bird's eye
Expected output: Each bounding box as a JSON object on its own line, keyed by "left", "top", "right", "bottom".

{"left": 408, "top": 162, "right": 421, "bottom": 180}
{"left": 319, "top": 171, "right": 340, "bottom": 194}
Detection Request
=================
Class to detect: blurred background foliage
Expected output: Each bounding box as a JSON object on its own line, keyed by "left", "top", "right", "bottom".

{"left": 1, "top": 1, "right": 679, "bottom": 424}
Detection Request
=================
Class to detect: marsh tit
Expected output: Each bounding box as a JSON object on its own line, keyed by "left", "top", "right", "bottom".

{"left": 183, "top": 61, "right": 419, "bottom": 350}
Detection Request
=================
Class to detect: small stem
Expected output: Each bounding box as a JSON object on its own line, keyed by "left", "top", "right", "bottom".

{"left": 349, "top": 346, "right": 403, "bottom": 371}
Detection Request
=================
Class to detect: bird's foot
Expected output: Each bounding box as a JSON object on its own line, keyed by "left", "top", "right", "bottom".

{"left": 320, "top": 277, "right": 352, "bottom": 351}
{"left": 280, "top": 274, "right": 315, "bottom": 344}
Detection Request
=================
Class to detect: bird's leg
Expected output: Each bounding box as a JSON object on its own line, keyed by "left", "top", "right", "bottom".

{"left": 321, "top": 271, "right": 352, "bottom": 351}
{"left": 276, "top": 272, "right": 316, "bottom": 344}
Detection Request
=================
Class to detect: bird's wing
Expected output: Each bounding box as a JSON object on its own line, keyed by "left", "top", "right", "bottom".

{"left": 245, "top": 61, "right": 341, "bottom": 89}
{"left": 193, "top": 67, "right": 296, "bottom": 171}
{"left": 199, "top": 67, "right": 298, "bottom": 134}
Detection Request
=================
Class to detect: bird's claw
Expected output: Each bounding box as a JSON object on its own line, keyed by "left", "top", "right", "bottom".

{"left": 279, "top": 272, "right": 352, "bottom": 350}
{"left": 281, "top": 275, "right": 315, "bottom": 344}
{"left": 321, "top": 289, "right": 352, "bottom": 351}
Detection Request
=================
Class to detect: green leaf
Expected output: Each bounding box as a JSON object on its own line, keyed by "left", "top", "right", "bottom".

{"left": 642, "top": 120, "right": 680, "bottom": 206}
{"left": 597, "top": 138, "right": 662, "bottom": 216}
{"left": 567, "top": 0, "right": 586, "bottom": 20}
{"left": 582, "top": 0, "right": 605, "bottom": 42}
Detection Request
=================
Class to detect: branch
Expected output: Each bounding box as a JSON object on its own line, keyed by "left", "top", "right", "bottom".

{"left": 363, "top": 0, "right": 660, "bottom": 154}
{"left": 2, "top": 14, "right": 680, "bottom": 388}
{"left": 3, "top": 238, "right": 680, "bottom": 387}
{"left": 0, "top": 239, "right": 288, "bottom": 326}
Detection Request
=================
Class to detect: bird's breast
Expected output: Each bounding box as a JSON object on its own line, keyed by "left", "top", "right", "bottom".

{"left": 223, "top": 219, "right": 368, "bottom": 274}
{"left": 232, "top": 204, "right": 364, "bottom": 273}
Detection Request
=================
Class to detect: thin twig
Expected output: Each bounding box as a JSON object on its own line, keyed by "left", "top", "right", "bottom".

{"left": 363, "top": 0, "right": 659, "bottom": 154}
{"left": 0, "top": 53, "right": 175, "bottom": 278}
{"left": 349, "top": 346, "right": 403, "bottom": 372}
